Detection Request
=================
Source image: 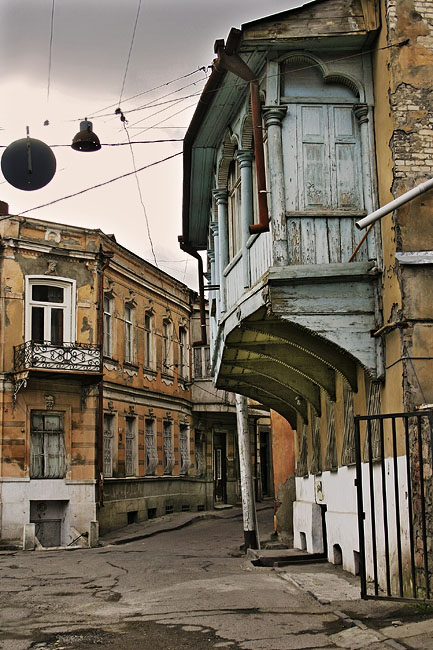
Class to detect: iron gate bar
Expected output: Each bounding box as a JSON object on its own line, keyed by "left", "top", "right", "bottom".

{"left": 367, "top": 419, "right": 379, "bottom": 595}
{"left": 379, "top": 417, "right": 392, "bottom": 596}
{"left": 404, "top": 416, "right": 417, "bottom": 598}
{"left": 417, "top": 414, "right": 430, "bottom": 600}
{"left": 355, "top": 409, "right": 433, "bottom": 603}
{"left": 391, "top": 416, "right": 404, "bottom": 597}
{"left": 354, "top": 417, "right": 367, "bottom": 599}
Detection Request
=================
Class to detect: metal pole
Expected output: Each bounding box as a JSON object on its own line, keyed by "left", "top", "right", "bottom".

{"left": 235, "top": 393, "right": 259, "bottom": 549}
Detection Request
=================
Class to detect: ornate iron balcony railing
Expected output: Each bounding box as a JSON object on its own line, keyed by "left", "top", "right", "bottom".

{"left": 14, "top": 341, "right": 102, "bottom": 373}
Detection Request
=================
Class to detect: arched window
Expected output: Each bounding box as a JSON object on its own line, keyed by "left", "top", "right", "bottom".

{"left": 281, "top": 59, "right": 363, "bottom": 214}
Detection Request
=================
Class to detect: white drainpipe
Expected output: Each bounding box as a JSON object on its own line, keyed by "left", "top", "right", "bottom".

{"left": 356, "top": 177, "right": 433, "bottom": 230}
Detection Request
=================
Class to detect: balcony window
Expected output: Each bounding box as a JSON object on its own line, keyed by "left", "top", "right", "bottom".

{"left": 26, "top": 277, "right": 75, "bottom": 345}
{"left": 281, "top": 60, "right": 363, "bottom": 214}
{"left": 30, "top": 411, "right": 65, "bottom": 479}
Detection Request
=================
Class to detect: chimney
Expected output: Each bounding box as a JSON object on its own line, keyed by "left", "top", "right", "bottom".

{"left": 0, "top": 201, "right": 9, "bottom": 216}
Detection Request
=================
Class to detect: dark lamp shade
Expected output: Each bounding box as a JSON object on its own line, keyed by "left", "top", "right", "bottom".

{"left": 71, "top": 120, "right": 101, "bottom": 152}
{"left": 1, "top": 138, "right": 56, "bottom": 191}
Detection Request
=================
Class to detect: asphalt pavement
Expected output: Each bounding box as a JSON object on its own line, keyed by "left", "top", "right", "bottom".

{"left": 0, "top": 502, "right": 432, "bottom": 650}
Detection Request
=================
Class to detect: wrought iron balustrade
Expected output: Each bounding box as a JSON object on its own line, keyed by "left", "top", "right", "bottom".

{"left": 14, "top": 341, "right": 102, "bottom": 373}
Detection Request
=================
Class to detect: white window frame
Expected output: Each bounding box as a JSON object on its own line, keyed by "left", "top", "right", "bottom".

{"left": 25, "top": 276, "right": 76, "bottom": 344}
{"left": 103, "top": 294, "right": 113, "bottom": 357}
{"left": 124, "top": 304, "right": 134, "bottom": 363}
{"left": 162, "top": 318, "right": 173, "bottom": 374}
{"left": 178, "top": 325, "right": 189, "bottom": 380}
{"left": 144, "top": 311, "right": 154, "bottom": 369}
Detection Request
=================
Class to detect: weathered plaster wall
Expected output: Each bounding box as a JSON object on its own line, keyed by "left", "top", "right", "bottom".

{"left": 270, "top": 409, "right": 295, "bottom": 543}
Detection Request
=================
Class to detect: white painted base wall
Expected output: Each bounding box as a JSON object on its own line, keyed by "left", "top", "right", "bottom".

{"left": 0, "top": 478, "right": 96, "bottom": 545}
{"left": 293, "top": 457, "right": 410, "bottom": 583}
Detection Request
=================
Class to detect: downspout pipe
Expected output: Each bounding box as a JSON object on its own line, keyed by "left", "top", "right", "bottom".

{"left": 356, "top": 177, "right": 433, "bottom": 230}
{"left": 214, "top": 36, "right": 269, "bottom": 235}
{"left": 178, "top": 236, "right": 207, "bottom": 346}
{"left": 96, "top": 246, "right": 113, "bottom": 508}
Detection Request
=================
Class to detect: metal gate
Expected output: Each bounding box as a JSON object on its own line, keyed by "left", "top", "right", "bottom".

{"left": 354, "top": 409, "right": 433, "bottom": 602}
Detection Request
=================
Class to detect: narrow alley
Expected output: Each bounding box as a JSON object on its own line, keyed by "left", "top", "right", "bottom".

{"left": 1, "top": 506, "right": 432, "bottom": 650}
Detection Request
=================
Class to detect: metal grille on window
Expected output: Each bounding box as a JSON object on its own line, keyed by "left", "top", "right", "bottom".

{"left": 125, "top": 417, "right": 135, "bottom": 476}
{"left": 30, "top": 412, "right": 65, "bottom": 479}
{"left": 103, "top": 414, "right": 114, "bottom": 478}
{"left": 163, "top": 420, "right": 175, "bottom": 475}
{"left": 179, "top": 424, "right": 190, "bottom": 475}
{"left": 145, "top": 418, "right": 158, "bottom": 475}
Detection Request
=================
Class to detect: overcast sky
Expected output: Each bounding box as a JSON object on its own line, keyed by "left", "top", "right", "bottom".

{"left": 0, "top": 0, "right": 304, "bottom": 288}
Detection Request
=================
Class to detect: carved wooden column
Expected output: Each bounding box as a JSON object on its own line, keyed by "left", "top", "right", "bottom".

{"left": 263, "top": 106, "right": 288, "bottom": 267}
{"left": 236, "top": 149, "right": 254, "bottom": 289}
{"left": 353, "top": 103, "right": 374, "bottom": 215}
{"left": 213, "top": 189, "right": 228, "bottom": 314}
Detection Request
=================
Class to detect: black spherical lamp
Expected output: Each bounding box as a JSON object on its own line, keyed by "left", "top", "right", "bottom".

{"left": 1, "top": 130, "right": 57, "bottom": 191}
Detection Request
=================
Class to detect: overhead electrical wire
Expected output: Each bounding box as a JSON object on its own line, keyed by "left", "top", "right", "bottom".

{"left": 118, "top": 0, "right": 142, "bottom": 107}
{"left": 46, "top": 0, "right": 56, "bottom": 103}
{"left": 88, "top": 67, "right": 208, "bottom": 120}
{"left": 17, "top": 151, "right": 182, "bottom": 216}
{"left": 123, "top": 121, "right": 158, "bottom": 268}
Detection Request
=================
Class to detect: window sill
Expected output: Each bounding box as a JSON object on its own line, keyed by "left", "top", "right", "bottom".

{"left": 124, "top": 361, "right": 139, "bottom": 371}
{"left": 286, "top": 210, "right": 367, "bottom": 218}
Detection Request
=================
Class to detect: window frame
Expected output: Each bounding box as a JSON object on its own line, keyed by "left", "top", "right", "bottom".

{"left": 178, "top": 325, "right": 189, "bottom": 380}
{"left": 227, "top": 157, "right": 242, "bottom": 260}
{"left": 125, "top": 416, "right": 137, "bottom": 477}
{"left": 30, "top": 410, "right": 65, "bottom": 479}
{"left": 25, "top": 276, "right": 76, "bottom": 345}
{"left": 103, "top": 413, "right": 115, "bottom": 478}
{"left": 143, "top": 310, "right": 154, "bottom": 370}
{"left": 162, "top": 318, "right": 173, "bottom": 374}
{"left": 124, "top": 304, "right": 134, "bottom": 363}
{"left": 103, "top": 293, "right": 113, "bottom": 357}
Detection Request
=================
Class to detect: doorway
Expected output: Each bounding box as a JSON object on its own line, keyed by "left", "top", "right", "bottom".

{"left": 213, "top": 432, "right": 227, "bottom": 503}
